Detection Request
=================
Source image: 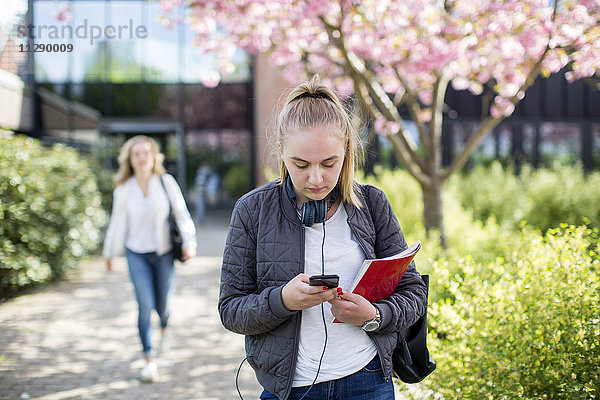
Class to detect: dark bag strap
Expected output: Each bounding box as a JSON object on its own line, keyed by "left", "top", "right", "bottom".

{"left": 159, "top": 175, "right": 174, "bottom": 218}
{"left": 393, "top": 274, "right": 436, "bottom": 383}
{"left": 159, "top": 175, "right": 185, "bottom": 262}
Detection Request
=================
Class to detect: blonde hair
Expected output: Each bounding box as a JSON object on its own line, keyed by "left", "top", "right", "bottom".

{"left": 113, "top": 135, "right": 166, "bottom": 186}
{"left": 276, "top": 75, "right": 364, "bottom": 207}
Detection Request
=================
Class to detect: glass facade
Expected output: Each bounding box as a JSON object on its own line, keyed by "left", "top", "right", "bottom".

{"left": 25, "top": 0, "right": 254, "bottom": 200}
{"left": 31, "top": 0, "right": 249, "bottom": 84}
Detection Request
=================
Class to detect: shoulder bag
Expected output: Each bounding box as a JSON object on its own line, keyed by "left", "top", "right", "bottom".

{"left": 159, "top": 175, "right": 184, "bottom": 262}
{"left": 392, "top": 274, "right": 436, "bottom": 383}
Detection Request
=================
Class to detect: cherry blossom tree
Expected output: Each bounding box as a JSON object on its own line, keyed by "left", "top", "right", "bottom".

{"left": 161, "top": 0, "right": 600, "bottom": 243}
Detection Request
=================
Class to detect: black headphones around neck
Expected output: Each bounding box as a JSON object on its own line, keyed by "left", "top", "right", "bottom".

{"left": 285, "top": 176, "right": 339, "bottom": 227}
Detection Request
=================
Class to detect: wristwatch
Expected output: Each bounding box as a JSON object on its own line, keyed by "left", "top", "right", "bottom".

{"left": 361, "top": 308, "right": 381, "bottom": 332}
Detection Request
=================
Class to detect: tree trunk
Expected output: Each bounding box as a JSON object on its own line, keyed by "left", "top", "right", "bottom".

{"left": 421, "top": 178, "right": 446, "bottom": 248}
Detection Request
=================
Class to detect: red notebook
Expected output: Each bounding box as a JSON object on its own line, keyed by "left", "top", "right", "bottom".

{"left": 333, "top": 241, "right": 421, "bottom": 323}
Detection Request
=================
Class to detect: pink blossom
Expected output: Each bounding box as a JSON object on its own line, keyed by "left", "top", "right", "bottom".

{"left": 159, "top": 16, "right": 181, "bottom": 30}
{"left": 491, "top": 97, "right": 515, "bottom": 118}
{"left": 542, "top": 51, "right": 569, "bottom": 74}
{"left": 201, "top": 71, "right": 221, "bottom": 88}
{"left": 418, "top": 90, "right": 433, "bottom": 107}
{"left": 53, "top": 5, "right": 72, "bottom": 22}
{"left": 468, "top": 82, "right": 484, "bottom": 95}
{"left": 497, "top": 82, "right": 520, "bottom": 98}
{"left": 374, "top": 117, "right": 400, "bottom": 136}
{"left": 452, "top": 77, "right": 470, "bottom": 91}
{"left": 218, "top": 60, "right": 236, "bottom": 76}
{"left": 160, "top": 0, "right": 183, "bottom": 14}
{"left": 334, "top": 77, "right": 355, "bottom": 94}
{"left": 564, "top": 71, "right": 575, "bottom": 82}
{"left": 419, "top": 109, "right": 432, "bottom": 123}
{"left": 159, "top": 0, "right": 599, "bottom": 130}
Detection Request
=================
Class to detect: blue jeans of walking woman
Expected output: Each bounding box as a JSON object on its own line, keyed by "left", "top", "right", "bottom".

{"left": 260, "top": 355, "right": 395, "bottom": 400}
{"left": 125, "top": 248, "right": 175, "bottom": 357}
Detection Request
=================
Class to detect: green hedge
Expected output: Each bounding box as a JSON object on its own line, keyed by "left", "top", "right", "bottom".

{"left": 451, "top": 162, "right": 600, "bottom": 232}
{"left": 426, "top": 226, "right": 599, "bottom": 399}
{"left": 0, "top": 134, "right": 107, "bottom": 295}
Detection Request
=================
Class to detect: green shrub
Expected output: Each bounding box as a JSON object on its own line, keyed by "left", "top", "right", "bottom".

{"left": 448, "top": 162, "right": 525, "bottom": 229}
{"left": 222, "top": 163, "right": 251, "bottom": 200}
{"left": 88, "top": 160, "right": 115, "bottom": 214}
{"left": 521, "top": 164, "right": 600, "bottom": 232}
{"left": 452, "top": 162, "right": 600, "bottom": 233}
{"left": 0, "top": 135, "right": 107, "bottom": 295}
{"left": 424, "top": 226, "right": 600, "bottom": 399}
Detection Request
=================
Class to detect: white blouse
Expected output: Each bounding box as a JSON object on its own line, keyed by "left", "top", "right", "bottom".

{"left": 102, "top": 174, "right": 196, "bottom": 257}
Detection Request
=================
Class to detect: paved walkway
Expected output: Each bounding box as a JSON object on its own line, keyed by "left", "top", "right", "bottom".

{"left": 0, "top": 209, "right": 262, "bottom": 400}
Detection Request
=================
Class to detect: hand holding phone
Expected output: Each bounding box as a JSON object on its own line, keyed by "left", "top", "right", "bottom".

{"left": 309, "top": 274, "right": 339, "bottom": 289}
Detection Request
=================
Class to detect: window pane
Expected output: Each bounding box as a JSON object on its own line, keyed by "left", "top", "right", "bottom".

{"left": 184, "top": 83, "right": 250, "bottom": 129}
{"left": 539, "top": 123, "right": 580, "bottom": 166}
{"left": 106, "top": 0, "right": 144, "bottom": 82}
{"left": 71, "top": 0, "right": 108, "bottom": 82}
{"left": 30, "top": 0, "right": 250, "bottom": 84}
{"left": 145, "top": 1, "right": 180, "bottom": 83}
{"left": 32, "top": 0, "right": 75, "bottom": 82}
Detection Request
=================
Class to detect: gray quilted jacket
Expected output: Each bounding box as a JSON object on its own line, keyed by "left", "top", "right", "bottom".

{"left": 218, "top": 180, "right": 427, "bottom": 400}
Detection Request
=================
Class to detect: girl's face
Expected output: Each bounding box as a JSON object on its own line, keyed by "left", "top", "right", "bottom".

{"left": 129, "top": 141, "right": 155, "bottom": 174}
{"left": 281, "top": 125, "right": 345, "bottom": 203}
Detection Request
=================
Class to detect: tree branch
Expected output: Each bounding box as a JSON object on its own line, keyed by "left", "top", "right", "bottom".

{"left": 392, "top": 86, "right": 406, "bottom": 108}
{"left": 443, "top": 54, "right": 547, "bottom": 180}
{"left": 393, "top": 68, "right": 433, "bottom": 159}
{"left": 429, "top": 73, "right": 450, "bottom": 175}
{"left": 583, "top": 77, "right": 600, "bottom": 90}
{"left": 318, "top": 16, "right": 427, "bottom": 173}
{"left": 442, "top": 116, "right": 503, "bottom": 180}
{"left": 351, "top": 68, "right": 430, "bottom": 185}
{"left": 387, "top": 133, "right": 432, "bottom": 187}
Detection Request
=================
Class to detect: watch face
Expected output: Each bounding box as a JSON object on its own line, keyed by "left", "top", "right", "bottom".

{"left": 362, "top": 310, "right": 381, "bottom": 332}
{"left": 363, "top": 321, "right": 379, "bottom": 332}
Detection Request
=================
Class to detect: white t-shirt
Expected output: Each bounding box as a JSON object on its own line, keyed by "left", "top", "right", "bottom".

{"left": 293, "top": 204, "right": 378, "bottom": 387}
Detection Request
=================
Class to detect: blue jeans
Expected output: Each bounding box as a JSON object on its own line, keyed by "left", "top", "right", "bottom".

{"left": 260, "top": 355, "right": 395, "bottom": 400}
{"left": 125, "top": 248, "right": 175, "bottom": 357}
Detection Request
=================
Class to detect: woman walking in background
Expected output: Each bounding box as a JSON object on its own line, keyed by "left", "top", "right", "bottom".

{"left": 219, "top": 76, "right": 427, "bottom": 399}
{"left": 103, "top": 135, "right": 197, "bottom": 382}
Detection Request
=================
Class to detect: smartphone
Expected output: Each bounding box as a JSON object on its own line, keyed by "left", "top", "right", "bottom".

{"left": 308, "top": 274, "right": 339, "bottom": 289}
